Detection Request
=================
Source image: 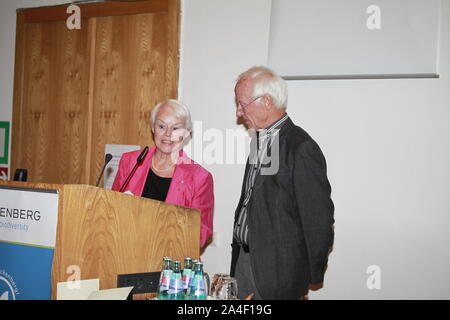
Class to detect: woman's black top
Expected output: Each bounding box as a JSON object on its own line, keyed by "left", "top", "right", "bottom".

{"left": 141, "top": 169, "right": 172, "bottom": 201}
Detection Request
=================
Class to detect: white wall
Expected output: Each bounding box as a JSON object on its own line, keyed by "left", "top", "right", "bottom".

{"left": 180, "top": 0, "right": 450, "bottom": 299}
{"left": 179, "top": 0, "right": 271, "bottom": 284}
{"left": 1, "top": 0, "right": 449, "bottom": 299}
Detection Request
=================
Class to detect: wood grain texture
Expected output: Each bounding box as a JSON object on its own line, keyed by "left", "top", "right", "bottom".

{"left": 12, "top": 1, "right": 180, "bottom": 186}
{"left": 52, "top": 184, "right": 200, "bottom": 300}
{"left": 89, "top": 12, "right": 172, "bottom": 184}
{"left": 11, "top": 12, "right": 26, "bottom": 176}
{"left": 84, "top": 18, "right": 98, "bottom": 185}
{"left": 166, "top": 0, "right": 180, "bottom": 98}
{"left": 55, "top": 21, "right": 92, "bottom": 184}
{"left": 11, "top": 19, "right": 91, "bottom": 184}
{"left": 0, "top": 181, "right": 200, "bottom": 300}
{"left": 0, "top": 180, "right": 62, "bottom": 191}
{"left": 22, "top": 0, "right": 169, "bottom": 23}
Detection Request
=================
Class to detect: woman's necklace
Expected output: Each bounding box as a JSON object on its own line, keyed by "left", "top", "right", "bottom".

{"left": 151, "top": 156, "right": 176, "bottom": 172}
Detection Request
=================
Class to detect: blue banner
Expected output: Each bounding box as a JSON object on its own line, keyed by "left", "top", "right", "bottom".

{"left": 0, "top": 241, "right": 54, "bottom": 300}
{"left": 0, "top": 186, "right": 59, "bottom": 300}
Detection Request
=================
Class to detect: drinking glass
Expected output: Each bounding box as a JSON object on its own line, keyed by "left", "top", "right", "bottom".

{"left": 210, "top": 273, "right": 229, "bottom": 298}
{"left": 214, "top": 276, "right": 238, "bottom": 300}
{"left": 203, "top": 272, "right": 210, "bottom": 296}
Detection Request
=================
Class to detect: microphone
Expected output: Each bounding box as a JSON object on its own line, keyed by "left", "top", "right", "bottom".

{"left": 119, "top": 147, "right": 149, "bottom": 193}
{"left": 14, "top": 169, "right": 28, "bottom": 182}
{"left": 136, "top": 146, "right": 149, "bottom": 163}
{"left": 96, "top": 153, "right": 113, "bottom": 187}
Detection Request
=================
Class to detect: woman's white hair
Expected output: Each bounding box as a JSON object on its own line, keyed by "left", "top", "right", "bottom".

{"left": 150, "top": 99, "right": 193, "bottom": 132}
{"left": 237, "top": 66, "right": 288, "bottom": 109}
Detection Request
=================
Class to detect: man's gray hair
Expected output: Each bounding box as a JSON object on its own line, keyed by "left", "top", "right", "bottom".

{"left": 150, "top": 99, "right": 193, "bottom": 132}
{"left": 237, "top": 66, "right": 288, "bottom": 109}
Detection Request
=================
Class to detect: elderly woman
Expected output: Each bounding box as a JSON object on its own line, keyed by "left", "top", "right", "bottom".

{"left": 112, "top": 99, "right": 214, "bottom": 249}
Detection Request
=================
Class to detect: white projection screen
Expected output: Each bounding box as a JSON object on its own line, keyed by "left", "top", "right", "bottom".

{"left": 268, "top": 0, "right": 441, "bottom": 79}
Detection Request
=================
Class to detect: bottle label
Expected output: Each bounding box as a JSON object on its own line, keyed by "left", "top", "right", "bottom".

{"left": 160, "top": 275, "right": 171, "bottom": 291}
{"left": 192, "top": 276, "right": 206, "bottom": 297}
{"left": 160, "top": 270, "right": 172, "bottom": 290}
{"left": 182, "top": 271, "right": 191, "bottom": 289}
{"left": 168, "top": 277, "right": 183, "bottom": 294}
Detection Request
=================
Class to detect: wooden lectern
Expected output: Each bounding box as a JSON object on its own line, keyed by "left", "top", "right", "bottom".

{"left": 0, "top": 181, "right": 200, "bottom": 300}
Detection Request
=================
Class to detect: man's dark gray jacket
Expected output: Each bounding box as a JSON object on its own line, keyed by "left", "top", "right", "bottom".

{"left": 230, "top": 117, "right": 335, "bottom": 299}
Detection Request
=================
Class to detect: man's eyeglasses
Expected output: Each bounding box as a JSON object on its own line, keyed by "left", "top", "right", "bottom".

{"left": 237, "top": 96, "right": 262, "bottom": 110}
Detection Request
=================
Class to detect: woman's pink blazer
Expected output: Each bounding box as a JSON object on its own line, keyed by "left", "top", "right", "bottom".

{"left": 112, "top": 146, "right": 214, "bottom": 248}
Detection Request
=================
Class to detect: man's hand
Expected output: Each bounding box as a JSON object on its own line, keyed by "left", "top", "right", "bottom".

{"left": 309, "top": 283, "right": 323, "bottom": 291}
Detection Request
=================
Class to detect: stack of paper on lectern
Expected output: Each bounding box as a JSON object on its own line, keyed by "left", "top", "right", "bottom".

{"left": 57, "top": 279, "right": 133, "bottom": 300}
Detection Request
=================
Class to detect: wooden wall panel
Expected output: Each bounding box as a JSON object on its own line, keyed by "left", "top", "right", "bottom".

{"left": 89, "top": 12, "right": 170, "bottom": 184}
{"left": 15, "top": 20, "right": 91, "bottom": 184}
{"left": 166, "top": 0, "right": 180, "bottom": 98}
{"left": 55, "top": 21, "right": 92, "bottom": 184}
{"left": 22, "top": 0, "right": 169, "bottom": 23}
{"left": 11, "top": 12, "right": 26, "bottom": 176}
{"left": 12, "top": 1, "right": 180, "bottom": 185}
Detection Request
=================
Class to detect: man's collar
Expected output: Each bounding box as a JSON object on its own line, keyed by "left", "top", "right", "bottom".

{"left": 257, "top": 113, "right": 289, "bottom": 138}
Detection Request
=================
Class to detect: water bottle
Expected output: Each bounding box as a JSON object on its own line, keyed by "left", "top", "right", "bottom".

{"left": 182, "top": 257, "right": 193, "bottom": 293}
{"left": 188, "top": 262, "right": 207, "bottom": 300}
{"left": 168, "top": 261, "right": 184, "bottom": 300}
{"left": 156, "top": 257, "right": 172, "bottom": 300}
{"left": 187, "top": 259, "right": 198, "bottom": 295}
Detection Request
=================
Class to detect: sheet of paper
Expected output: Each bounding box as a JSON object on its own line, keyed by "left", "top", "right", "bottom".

{"left": 57, "top": 279, "right": 100, "bottom": 300}
{"left": 103, "top": 144, "right": 141, "bottom": 190}
{"left": 87, "top": 287, "right": 134, "bottom": 300}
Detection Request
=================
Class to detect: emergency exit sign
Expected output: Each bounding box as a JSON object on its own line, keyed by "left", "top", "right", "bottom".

{"left": 0, "top": 122, "right": 9, "bottom": 165}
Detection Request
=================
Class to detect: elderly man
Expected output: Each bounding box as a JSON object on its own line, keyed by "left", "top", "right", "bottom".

{"left": 230, "top": 66, "right": 335, "bottom": 300}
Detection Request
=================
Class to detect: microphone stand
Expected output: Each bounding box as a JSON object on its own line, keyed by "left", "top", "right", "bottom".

{"left": 96, "top": 154, "right": 113, "bottom": 187}
{"left": 119, "top": 147, "right": 149, "bottom": 192}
